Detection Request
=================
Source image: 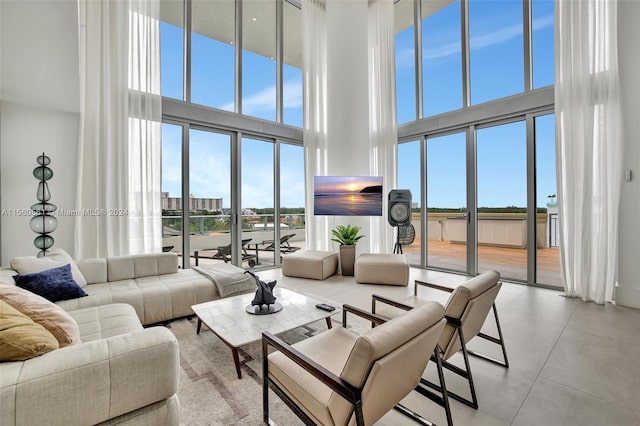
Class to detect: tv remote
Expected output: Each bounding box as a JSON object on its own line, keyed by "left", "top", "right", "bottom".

{"left": 315, "top": 303, "right": 336, "bottom": 312}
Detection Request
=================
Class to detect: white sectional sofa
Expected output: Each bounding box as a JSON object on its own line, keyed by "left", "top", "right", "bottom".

{"left": 0, "top": 251, "right": 250, "bottom": 426}
{"left": 58, "top": 252, "right": 217, "bottom": 325}
{"left": 1, "top": 303, "right": 180, "bottom": 426}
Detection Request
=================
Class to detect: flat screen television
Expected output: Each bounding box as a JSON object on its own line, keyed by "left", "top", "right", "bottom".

{"left": 314, "top": 176, "right": 383, "bottom": 216}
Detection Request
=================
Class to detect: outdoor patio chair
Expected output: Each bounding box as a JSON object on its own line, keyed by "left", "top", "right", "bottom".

{"left": 206, "top": 238, "right": 256, "bottom": 267}
{"left": 257, "top": 233, "right": 300, "bottom": 253}
{"left": 262, "top": 302, "right": 449, "bottom": 425}
{"left": 371, "top": 270, "right": 508, "bottom": 422}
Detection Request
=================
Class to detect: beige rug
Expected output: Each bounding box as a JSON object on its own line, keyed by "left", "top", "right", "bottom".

{"left": 164, "top": 315, "right": 339, "bottom": 425}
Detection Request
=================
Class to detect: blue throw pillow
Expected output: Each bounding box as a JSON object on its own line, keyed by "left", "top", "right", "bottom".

{"left": 14, "top": 264, "right": 88, "bottom": 303}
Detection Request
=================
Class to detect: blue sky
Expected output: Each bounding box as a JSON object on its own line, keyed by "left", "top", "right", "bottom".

{"left": 161, "top": 0, "right": 555, "bottom": 210}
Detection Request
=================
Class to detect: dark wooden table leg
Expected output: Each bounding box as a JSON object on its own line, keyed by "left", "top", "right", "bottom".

{"left": 196, "top": 318, "right": 202, "bottom": 334}
{"left": 325, "top": 317, "right": 333, "bottom": 329}
{"left": 232, "top": 347, "right": 242, "bottom": 379}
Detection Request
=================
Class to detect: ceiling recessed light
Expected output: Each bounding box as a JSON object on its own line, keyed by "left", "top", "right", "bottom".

{"left": 252, "top": 17, "right": 257, "bottom": 21}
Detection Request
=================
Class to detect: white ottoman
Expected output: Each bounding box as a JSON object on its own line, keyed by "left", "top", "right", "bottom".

{"left": 282, "top": 250, "right": 339, "bottom": 280}
{"left": 355, "top": 253, "right": 409, "bottom": 286}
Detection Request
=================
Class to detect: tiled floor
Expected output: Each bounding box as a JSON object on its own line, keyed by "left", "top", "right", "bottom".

{"left": 255, "top": 267, "right": 640, "bottom": 426}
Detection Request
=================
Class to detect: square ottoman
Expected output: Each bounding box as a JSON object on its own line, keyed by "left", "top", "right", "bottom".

{"left": 282, "top": 250, "right": 339, "bottom": 280}
{"left": 355, "top": 253, "right": 409, "bottom": 286}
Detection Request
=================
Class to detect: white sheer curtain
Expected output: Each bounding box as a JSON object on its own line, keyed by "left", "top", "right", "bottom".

{"left": 302, "top": 0, "right": 331, "bottom": 250}
{"left": 127, "top": 1, "right": 162, "bottom": 255}
{"left": 368, "top": 0, "right": 397, "bottom": 253}
{"left": 556, "top": 0, "right": 622, "bottom": 303}
{"left": 76, "top": 0, "right": 161, "bottom": 258}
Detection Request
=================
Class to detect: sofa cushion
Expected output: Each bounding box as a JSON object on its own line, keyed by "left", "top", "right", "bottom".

{"left": 0, "top": 299, "right": 59, "bottom": 361}
{"left": 76, "top": 258, "right": 108, "bottom": 285}
{"left": 10, "top": 248, "right": 87, "bottom": 287}
{"left": 68, "top": 304, "right": 143, "bottom": 342}
{"left": 107, "top": 253, "right": 179, "bottom": 282}
{"left": 14, "top": 264, "right": 88, "bottom": 303}
{"left": 56, "top": 269, "right": 217, "bottom": 325}
{"left": 0, "top": 283, "right": 81, "bottom": 347}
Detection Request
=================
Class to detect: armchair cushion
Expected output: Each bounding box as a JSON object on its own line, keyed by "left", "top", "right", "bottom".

{"left": 266, "top": 302, "right": 446, "bottom": 426}
{"left": 269, "top": 326, "right": 356, "bottom": 425}
{"left": 0, "top": 283, "right": 81, "bottom": 347}
{"left": 441, "top": 270, "right": 501, "bottom": 359}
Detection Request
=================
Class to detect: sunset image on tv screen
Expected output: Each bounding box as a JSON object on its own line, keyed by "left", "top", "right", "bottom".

{"left": 314, "top": 176, "right": 383, "bottom": 216}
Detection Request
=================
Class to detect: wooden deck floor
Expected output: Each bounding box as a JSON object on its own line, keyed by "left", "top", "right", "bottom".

{"left": 187, "top": 238, "right": 563, "bottom": 288}
{"left": 402, "top": 240, "right": 562, "bottom": 287}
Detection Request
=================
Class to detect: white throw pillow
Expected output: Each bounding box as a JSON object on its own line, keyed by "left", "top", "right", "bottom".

{"left": 10, "top": 248, "right": 88, "bottom": 287}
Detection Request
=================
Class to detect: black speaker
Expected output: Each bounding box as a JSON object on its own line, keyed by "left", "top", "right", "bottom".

{"left": 388, "top": 189, "right": 412, "bottom": 226}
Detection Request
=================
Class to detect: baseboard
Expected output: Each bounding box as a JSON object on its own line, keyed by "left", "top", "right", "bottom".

{"left": 615, "top": 283, "right": 640, "bottom": 309}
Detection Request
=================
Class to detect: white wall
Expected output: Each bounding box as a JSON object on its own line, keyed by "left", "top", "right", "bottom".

{"left": 0, "top": 0, "right": 80, "bottom": 264}
{"left": 325, "top": 0, "right": 373, "bottom": 252}
{"left": 616, "top": 0, "right": 640, "bottom": 309}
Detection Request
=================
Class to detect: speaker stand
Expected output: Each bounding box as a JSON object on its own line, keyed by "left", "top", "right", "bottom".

{"left": 393, "top": 227, "right": 403, "bottom": 254}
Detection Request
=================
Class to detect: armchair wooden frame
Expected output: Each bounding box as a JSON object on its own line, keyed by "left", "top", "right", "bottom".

{"left": 262, "top": 304, "right": 450, "bottom": 426}
{"left": 372, "top": 279, "right": 509, "bottom": 415}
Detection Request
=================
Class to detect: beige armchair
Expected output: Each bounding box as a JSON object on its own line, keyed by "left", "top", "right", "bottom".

{"left": 372, "top": 270, "right": 508, "bottom": 423}
{"left": 261, "top": 301, "right": 447, "bottom": 425}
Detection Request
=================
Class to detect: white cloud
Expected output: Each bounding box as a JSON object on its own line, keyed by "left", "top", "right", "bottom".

{"left": 218, "top": 77, "right": 302, "bottom": 116}
{"left": 422, "top": 14, "right": 554, "bottom": 60}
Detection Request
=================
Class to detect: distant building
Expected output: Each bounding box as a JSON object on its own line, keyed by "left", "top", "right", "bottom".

{"left": 161, "top": 192, "right": 223, "bottom": 212}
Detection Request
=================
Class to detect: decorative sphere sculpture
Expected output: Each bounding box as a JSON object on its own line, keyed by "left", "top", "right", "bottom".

{"left": 31, "top": 153, "right": 56, "bottom": 257}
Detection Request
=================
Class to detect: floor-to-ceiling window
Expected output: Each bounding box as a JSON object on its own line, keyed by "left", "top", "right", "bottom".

{"left": 397, "top": 140, "right": 422, "bottom": 265}
{"left": 161, "top": 122, "right": 184, "bottom": 257}
{"left": 534, "top": 113, "right": 561, "bottom": 287}
{"left": 279, "top": 143, "right": 306, "bottom": 255}
{"left": 188, "top": 129, "right": 232, "bottom": 267}
{"left": 283, "top": 1, "right": 303, "bottom": 127}
{"left": 241, "top": 137, "right": 275, "bottom": 266}
{"left": 191, "top": 0, "right": 235, "bottom": 110}
{"left": 427, "top": 132, "right": 467, "bottom": 272}
{"left": 476, "top": 121, "right": 528, "bottom": 281}
{"left": 242, "top": 0, "right": 276, "bottom": 120}
{"left": 395, "top": 0, "right": 558, "bottom": 287}
{"left": 160, "top": 0, "right": 303, "bottom": 269}
{"left": 469, "top": 0, "right": 524, "bottom": 104}
{"left": 422, "top": 0, "right": 462, "bottom": 116}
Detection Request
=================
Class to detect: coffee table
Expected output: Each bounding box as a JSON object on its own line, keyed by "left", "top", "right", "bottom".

{"left": 191, "top": 288, "right": 339, "bottom": 379}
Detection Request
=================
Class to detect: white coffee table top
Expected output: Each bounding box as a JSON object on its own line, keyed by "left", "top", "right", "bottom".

{"left": 191, "top": 287, "right": 339, "bottom": 348}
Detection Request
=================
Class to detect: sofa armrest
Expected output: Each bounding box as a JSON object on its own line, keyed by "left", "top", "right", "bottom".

{"left": 0, "top": 327, "right": 178, "bottom": 426}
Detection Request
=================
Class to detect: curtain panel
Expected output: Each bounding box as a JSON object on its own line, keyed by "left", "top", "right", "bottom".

{"left": 76, "top": 0, "right": 162, "bottom": 258}
{"left": 555, "top": 0, "right": 622, "bottom": 303}
{"left": 302, "top": 0, "right": 331, "bottom": 250}
{"left": 368, "top": 0, "right": 397, "bottom": 253}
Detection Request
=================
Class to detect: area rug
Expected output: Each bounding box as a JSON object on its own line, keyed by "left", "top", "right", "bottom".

{"left": 164, "top": 315, "right": 343, "bottom": 425}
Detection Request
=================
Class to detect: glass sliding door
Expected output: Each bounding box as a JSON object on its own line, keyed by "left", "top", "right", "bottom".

{"left": 535, "top": 114, "right": 561, "bottom": 287}
{"left": 161, "top": 123, "right": 184, "bottom": 262}
{"left": 242, "top": 137, "right": 275, "bottom": 268}
{"left": 188, "top": 129, "right": 231, "bottom": 267}
{"left": 476, "top": 121, "right": 527, "bottom": 281}
{"left": 426, "top": 132, "right": 468, "bottom": 272}
{"left": 398, "top": 140, "right": 422, "bottom": 265}
{"left": 280, "top": 143, "right": 305, "bottom": 256}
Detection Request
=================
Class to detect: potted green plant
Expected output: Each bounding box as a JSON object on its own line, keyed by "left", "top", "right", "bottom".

{"left": 331, "top": 224, "right": 364, "bottom": 276}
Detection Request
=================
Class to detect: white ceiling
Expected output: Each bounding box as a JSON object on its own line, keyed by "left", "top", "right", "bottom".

{"left": 160, "top": 0, "right": 455, "bottom": 70}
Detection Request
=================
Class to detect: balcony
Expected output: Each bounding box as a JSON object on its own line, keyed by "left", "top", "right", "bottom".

{"left": 162, "top": 211, "right": 561, "bottom": 287}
